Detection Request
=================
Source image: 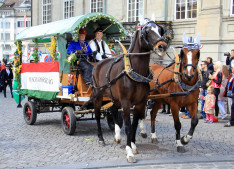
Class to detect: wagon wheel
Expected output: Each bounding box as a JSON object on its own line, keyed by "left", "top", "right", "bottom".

{"left": 61, "top": 107, "right": 76, "bottom": 135}
{"left": 107, "top": 111, "right": 123, "bottom": 131}
{"left": 23, "top": 101, "right": 37, "bottom": 125}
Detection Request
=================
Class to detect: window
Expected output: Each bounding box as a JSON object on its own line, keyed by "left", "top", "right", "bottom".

{"left": 64, "top": 0, "right": 74, "bottom": 19}
{"left": 231, "top": 0, "right": 234, "bottom": 15}
{"left": 17, "top": 21, "right": 30, "bottom": 28}
{"left": 17, "top": 21, "right": 24, "bottom": 27}
{"left": 4, "top": 45, "right": 11, "bottom": 51}
{"left": 1, "top": 33, "right": 10, "bottom": 40}
{"left": 1, "top": 22, "right": 10, "bottom": 29}
{"left": 127, "top": 0, "right": 144, "bottom": 22}
{"left": 91, "top": 0, "right": 103, "bottom": 13}
{"left": 175, "top": 0, "right": 197, "bottom": 20}
{"left": 42, "top": 0, "right": 51, "bottom": 24}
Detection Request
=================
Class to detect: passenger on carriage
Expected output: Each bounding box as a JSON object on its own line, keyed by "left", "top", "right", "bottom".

{"left": 89, "top": 28, "right": 112, "bottom": 61}
{"left": 66, "top": 28, "right": 93, "bottom": 85}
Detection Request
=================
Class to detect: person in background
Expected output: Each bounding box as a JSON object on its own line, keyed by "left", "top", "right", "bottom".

{"left": 200, "top": 61, "right": 212, "bottom": 119}
{"left": 89, "top": 28, "right": 111, "bottom": 61}
{"left": 1, "top": 64, "right": 13, "bottom": 98}
{"left": 224, "top": 65, "right": 234, "bottom": 127}
{"left": 206, "top": 57, "right": 214, "bottom": 73}
{"left": 226, "top": 49, "right": 234, "bottom": 73}
{"left": 2, "top": 56, "right": 7, "bottom": 65}
{"left": 210, "top": 61, "right": 223, "bottom": 117}
{"left": 202, "top": 86, "right": 216, "bottom": 123}
{"left": 160, "top": 104, "right": 171, "bottom": 114}
{"left": 218, "top": 65, "right": 229, "bottom": 119}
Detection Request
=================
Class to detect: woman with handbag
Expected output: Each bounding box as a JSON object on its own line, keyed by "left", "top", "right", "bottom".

{"left": 223, "top": 66, "right": 234, "bottom": 117}
{"left": 209, "top": 61, "right": 223, "bottom": 118}
{"left": 218, "top": 65, "right": 229, "bottom": 119}
{"left": 224, "top": 66, "right": 234, "bottom": 127}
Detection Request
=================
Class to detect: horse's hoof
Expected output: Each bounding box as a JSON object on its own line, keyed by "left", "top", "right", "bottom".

{"left": 151, "top": 138, "right": 159, "bottom": 144}
{"left": 132, "top": 149, "right": 138, "bottom": 154}
{"left": 141, "top": 133, "right": 147, "bottom": 138}
{"left": 98, "top": 140, "right": 105, "bottom": 146}
{"left": 114, "top": 138, "right": 121, "bottom": 144}
{"left": 181, "top": 136, "right": 189, "bottom": 145}
{"left": 127, "top": 156, "right": 137, "bottom": 163}
{"left": 177, "top": 146, "right": 186, "bottom": 153}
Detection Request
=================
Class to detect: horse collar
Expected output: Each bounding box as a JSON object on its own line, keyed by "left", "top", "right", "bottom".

{"left": 124, "top": 54, "right": 153, "bottom": 83}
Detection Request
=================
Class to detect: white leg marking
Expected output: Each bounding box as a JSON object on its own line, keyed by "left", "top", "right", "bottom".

{"left": 115, "top": 124, "right": 121, "bottom": 140}
{"left": 151, "top": 132, "right": 157, "bottom": 139}
{"left": 175, "top": 140, "right": 183, "bottom": 147}
{"left": 187, "top": 51, "right": 192, "bottom": 76}
{"left": 126, "top": 146, "right": 134, "bottom": 158}
{"left": 139, "top": 120, "right": 146, "bottom": 134}
{"left": 131, "top": 142, "right": 137, "bottom": 150}
{"left": 183, "top": 135, "right": 192, "bottom": 143}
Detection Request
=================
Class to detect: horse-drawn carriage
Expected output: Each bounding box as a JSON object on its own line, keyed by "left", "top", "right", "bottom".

{"left": 14, "top": 13, "right": 127, "bottom": 135}
{"left": 15, "top": 12, "right": 202, "bottom": 163}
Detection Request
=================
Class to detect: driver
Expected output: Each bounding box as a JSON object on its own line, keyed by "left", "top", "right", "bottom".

{"left": 89, "top": 28, "right": 111, "bottom": 61}
{"left": 67, "top": 28, "right": 93, "bottom": 85}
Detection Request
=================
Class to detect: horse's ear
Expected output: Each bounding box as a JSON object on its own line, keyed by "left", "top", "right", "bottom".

{"left": 151, "top": 13, "right": 155, "bottom": 22}
{"left": 139, "top": 15, "right": 144, "bottom": 26}
{"left": 194, "top": 33, "right": 201, "bottom": 45}
{"left": 197, "top": 50, "right": 200, "bottom": 60}
{"left": 183, "top": 33, "right": 188, "bottom": 44}
{"left": 179, "top": 48, "right": 184, "bottom": 60}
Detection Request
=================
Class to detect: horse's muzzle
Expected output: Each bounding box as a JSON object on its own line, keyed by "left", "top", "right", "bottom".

{"left": 154, "top": 41, "right": 168, "bottom": 56}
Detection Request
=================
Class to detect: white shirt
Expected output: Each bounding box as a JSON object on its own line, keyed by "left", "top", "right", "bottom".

{"left": 6, "top": 69, "right": 10, "bottom": 76}
{"left": 89, "top": 39, "right": 111, "bottom": 61}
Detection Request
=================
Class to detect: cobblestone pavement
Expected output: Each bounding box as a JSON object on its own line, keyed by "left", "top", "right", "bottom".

{"left": 0, "top": 89, "right": 234, "bottom": 169}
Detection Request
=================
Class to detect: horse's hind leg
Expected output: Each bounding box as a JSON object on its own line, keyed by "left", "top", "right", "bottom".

{"left": 111, "top": 104, "right": 121, "bottom": 144}
{"left": 181, "top": 103, "right": 198, "bottom": 145}
{"left": 171, "top": 103, "right": 185, "bottom": 153}
{"left": 94, "top": 95, "right": 105, "bottom": 145}
{"left": 150, "top": 100, "right": 161, "bottom": 143}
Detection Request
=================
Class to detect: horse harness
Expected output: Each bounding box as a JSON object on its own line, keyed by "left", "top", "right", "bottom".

{"left": 152, "top": 49, "right": 202, "bottom": 93}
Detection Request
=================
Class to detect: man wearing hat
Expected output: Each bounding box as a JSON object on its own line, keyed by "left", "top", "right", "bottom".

{"left": 67, "top": 28, "right": 93, "bottom": 85}
{"left": 89, "top": 28, "right": 111, "bottom": 61}
{"left": 1, "top": 64, "right": 13, "bottom": 98}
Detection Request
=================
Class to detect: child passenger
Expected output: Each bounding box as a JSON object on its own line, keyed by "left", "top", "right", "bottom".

{"left": 202, "top": 86, "right": 216, "bottom": 123}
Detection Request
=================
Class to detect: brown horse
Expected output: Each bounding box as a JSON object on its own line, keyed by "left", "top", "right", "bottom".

{"left": 141, "top": 33, "right": 201, "bottom": 153}
{"left": 92, "top": 19, "right": 168, "bottom": 162}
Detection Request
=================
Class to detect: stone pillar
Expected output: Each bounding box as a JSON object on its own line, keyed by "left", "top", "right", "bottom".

{"left": 196, "top": 0, "right": 222, "bottom": 62}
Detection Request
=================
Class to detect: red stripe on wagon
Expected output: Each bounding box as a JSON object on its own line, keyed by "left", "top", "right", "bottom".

{"left": 21, "top": 61, "right": 59, "bottom": 73}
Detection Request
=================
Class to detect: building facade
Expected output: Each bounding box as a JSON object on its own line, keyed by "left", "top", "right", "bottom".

{"left": 0, "top": 0, "right": 31, "bottom": 62}
{"left": 30, "top": 0, "right": 234, "bottom": 62}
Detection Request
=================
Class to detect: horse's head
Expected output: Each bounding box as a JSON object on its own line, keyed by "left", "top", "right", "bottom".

{"left": 141, "top": 19, "right": 168, "bottom": 56}
{"left": 180, "top": 33, "right": 200, "bottom": 82}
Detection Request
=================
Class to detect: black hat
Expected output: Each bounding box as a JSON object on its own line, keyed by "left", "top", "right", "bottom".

{"left": 94, "top": 27, "right": 103, "bottom": 33}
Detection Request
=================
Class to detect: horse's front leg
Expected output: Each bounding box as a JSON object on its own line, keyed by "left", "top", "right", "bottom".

{"left": 171, "top": 103, "right": 185, "bottom": 153}
{"left": 94, "top": 95, "right": 105, "bottom": 145}
{"left": 181, "top": 102, "right": 199, "bottom": 145}
{"left": 131, "top": 102, "right": 147, "bottom": 154}
{"left": 122, "top": 102, "right": 136, "bottom": 163}
{"left": 150, "top": 100, "right": 161, "bottom": 143}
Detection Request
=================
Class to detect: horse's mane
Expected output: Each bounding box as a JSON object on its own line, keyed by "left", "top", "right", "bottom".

{"left": 128, "top": 30, "right": 140, "bottom": 53}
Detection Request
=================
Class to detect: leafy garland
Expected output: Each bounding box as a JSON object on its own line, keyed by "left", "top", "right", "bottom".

{"left": 44, "top": 36, "right": 58, "bottom": 62}
{"left": 32, "top": 39, "right": 39, "bottom": 63}
{"left": 14, "top": 41, "right": 22, "bottom": 87}
{"left": 73, "top": 13, "right": 125, "bottom": 41}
